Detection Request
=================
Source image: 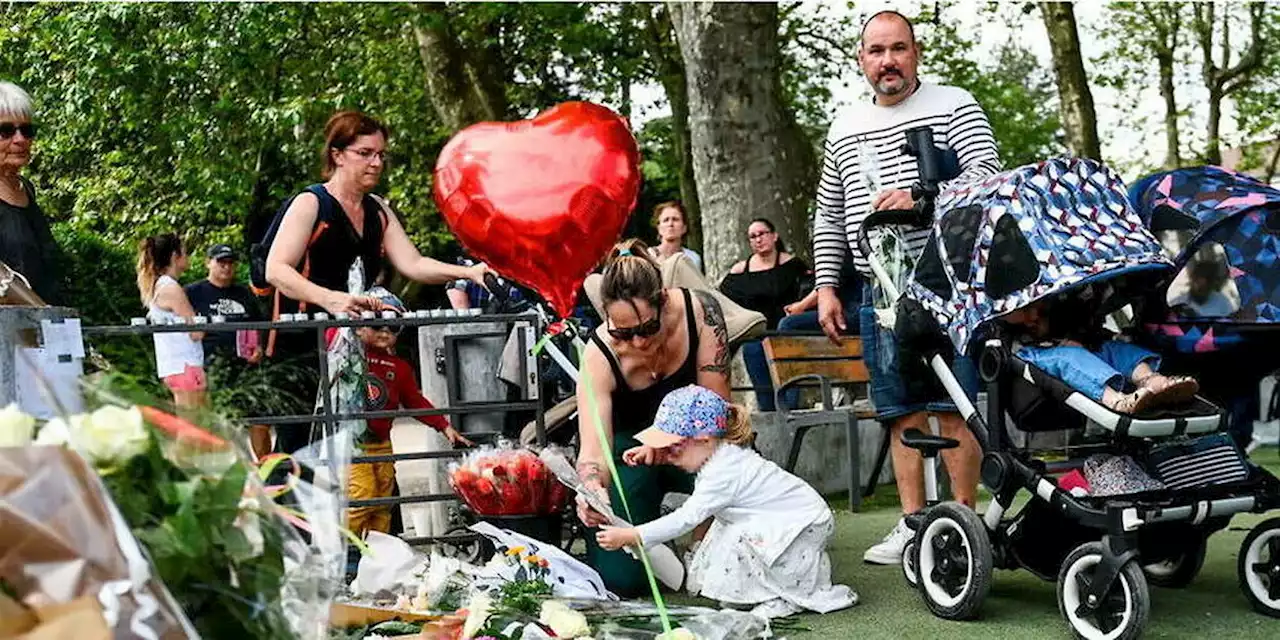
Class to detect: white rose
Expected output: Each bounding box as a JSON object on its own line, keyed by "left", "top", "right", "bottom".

{"left": 461, "top": 592, "right": 493, "bottom": 639}
{"left": 78, "top": 405, "right": 149, "bottom": 464}
{"left": 0, "top": 403, "right": 36, "bottom": 447}
{"left": 538, "top": 600, "right": 590, "bottom": 639}
{"left": 34, "top": 414, "right": 75, "bottom": 446}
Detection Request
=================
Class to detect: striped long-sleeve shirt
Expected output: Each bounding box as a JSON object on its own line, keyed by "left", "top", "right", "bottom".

{"left": 813, "top": 82, "right": 1001, "bottom": 288}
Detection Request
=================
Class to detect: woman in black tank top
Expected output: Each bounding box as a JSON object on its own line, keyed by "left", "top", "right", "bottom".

{"left": 264, "top": 111, "right": 491, "bottom": 454}
{"left": 575, "top": 240, "right": 731, "bottom": 596}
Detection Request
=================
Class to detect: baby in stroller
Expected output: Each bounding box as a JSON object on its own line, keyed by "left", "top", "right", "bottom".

{"left": 1001, "top": 300, "right": 1199, "bottom": 414}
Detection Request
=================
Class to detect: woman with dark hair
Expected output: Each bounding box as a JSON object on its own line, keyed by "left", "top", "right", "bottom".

{"left": 265, "top": 110, "right": 489, "bottom": 453}
{"left": 136, "top": 233, "right": 206, "bottom": 409}
{"left": 719, "top": 218, "right": 809, "bottom": 410}
{"left": 574, "top": 238, "right": 731, "bottom": 596}
{"left": 648, "top": 200, "right": 702, "bottom": 272}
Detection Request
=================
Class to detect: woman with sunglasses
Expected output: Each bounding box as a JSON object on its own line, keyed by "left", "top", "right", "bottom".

{"left": 574, "top": 238, "right": 732, "bottom": 596}
{"left": 265, "top": 110, "right": 489, "bottom": 454}
{"left": 0, "top": 81, "right": 60, "bottom": 304}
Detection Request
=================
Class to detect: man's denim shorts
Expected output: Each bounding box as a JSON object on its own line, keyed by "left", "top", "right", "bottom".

{"left": 858, "top": 289, "right": 978, "bottom": 421}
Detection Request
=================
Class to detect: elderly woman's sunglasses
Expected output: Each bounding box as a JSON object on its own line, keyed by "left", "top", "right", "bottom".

{"left": 607, "top": 316, "right": 661, "bottom": 341}
{"left": 0, "top": 123, "right": 36, "bottom": 140}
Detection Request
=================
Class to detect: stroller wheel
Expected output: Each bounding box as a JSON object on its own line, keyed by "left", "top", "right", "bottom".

{"left": 1237, "top": 517, "right": 1280, "bottom": 618}
{"left": 1058, "top": 542, "right": 1150, "bottom": 640}
{"left": 1143, "top": 536, "right": 1206, "bottom": 589}
{"left": 902, "top": 540, "right": 919, "bottom": 587}
{"left": 915, "top": 502, "right": 992, "bottom": 620}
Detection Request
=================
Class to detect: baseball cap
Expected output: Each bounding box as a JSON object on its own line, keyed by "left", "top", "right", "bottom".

{"left": 635, "top": 385, "right": 729, "bottom": 449}
{"left": 207, "top": 244, "right": 237, "bottom": 261}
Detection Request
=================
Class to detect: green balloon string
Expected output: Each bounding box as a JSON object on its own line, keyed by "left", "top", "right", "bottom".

{"left": 577, "top": 341, "right": 674, "bottom": 636}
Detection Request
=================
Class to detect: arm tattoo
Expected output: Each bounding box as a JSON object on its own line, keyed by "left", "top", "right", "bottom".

{"left": 576, "top": 461, "right": 605, "bottom": 486}
{"left": 693, "top": 290, "right": 729, "bottom": 375}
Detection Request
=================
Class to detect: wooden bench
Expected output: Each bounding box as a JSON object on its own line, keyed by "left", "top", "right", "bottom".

{"left": 762, "top": 335, "right": 885, "bottom": 511}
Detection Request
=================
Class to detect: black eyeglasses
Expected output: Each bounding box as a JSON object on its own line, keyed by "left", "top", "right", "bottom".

{"left": 607, "top": 316, "right": 661, "bottom": 341}
{"left": 373, "top": 325, "right": 402, "bottom": 336}
{"left": 0, "top": 122, "right": 36, "bottom": 140}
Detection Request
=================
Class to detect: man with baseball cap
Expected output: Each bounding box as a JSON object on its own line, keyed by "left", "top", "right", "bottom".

{"left": 185, "top": 243, "right": 270, "bottom": 455}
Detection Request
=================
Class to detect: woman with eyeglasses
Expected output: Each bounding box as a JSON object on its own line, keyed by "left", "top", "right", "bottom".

{"left": 719, "top": 218, "right": 809, "bottom": 411}
{"left": 264, "top": 110, "right": 489, "bottom": 454}
{"left": 0, "top": 81, "right": 60, "bottom": 304}
{"left": 574, "top": 238, "right": 731, "bottom": 596}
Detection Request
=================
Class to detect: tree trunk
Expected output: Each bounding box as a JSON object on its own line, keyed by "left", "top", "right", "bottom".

{"left": 668, "top": 1, "right": 816, "bottom": 282}
{"left": 412, "top": 3, "right": 507, "bottom": 131}
{"left": 1192, "top": 2, "right": 1266, "bottom": 166}
{"left": 643, "top": 5, "right": 701, "bottom": 251}
{"left": 1040, "top": 2, "right": 1102, "bottom": 161}
{"left": 1264, "top": 136, "right": 1280, "bottom": 185}
{"left": 1142, "top": 3, "right": 1183, "bottom": 169}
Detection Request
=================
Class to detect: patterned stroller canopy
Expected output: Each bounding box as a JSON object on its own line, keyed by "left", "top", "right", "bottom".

{"left": 1129, "top": 166, "right": 1280, "bottom": 354}
{"left": 905, "top": 157, "right": 1172, "bottom": 354}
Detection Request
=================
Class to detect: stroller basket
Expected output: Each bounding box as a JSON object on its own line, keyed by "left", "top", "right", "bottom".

{"left": 1148, "top": 433, "right": 1250, "bottom": 490}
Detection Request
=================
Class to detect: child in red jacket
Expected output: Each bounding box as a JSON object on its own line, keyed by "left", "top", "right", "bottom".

{"left": 347, "top": 291, "right": 473, "bottom": 537}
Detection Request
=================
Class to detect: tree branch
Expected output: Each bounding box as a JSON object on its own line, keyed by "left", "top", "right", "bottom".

{"left": 1191, "top": 2, "right": 1216, "bottom": 86}
{"left": 792, "top": 28, "right": 855, "bottom": 61}
{"left": 1216, "top": 2, "right": 1266, "bottom": 87}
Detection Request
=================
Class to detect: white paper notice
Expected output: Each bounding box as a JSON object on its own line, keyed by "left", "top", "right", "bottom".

{"left": 14, "top": 347, "right": 85, "bottom": 419}
{"left": 40, "top": 318, "right": 85, "bottom": 359}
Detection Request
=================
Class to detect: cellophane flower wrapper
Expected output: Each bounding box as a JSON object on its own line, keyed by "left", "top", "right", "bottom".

{"left": 280, "top": 258, "right": 372, "bottom": 636}
{"left": 0, "top": 445, "right": 199, "bottom": 639}
{"left": 448, "top": 441, "right": 570, "bottom": 516}
{"left": 116, "top": 397, "right": 349, "bottom": 640}
{"left": 7, "top": 355, "right": 352, "bottom": 640}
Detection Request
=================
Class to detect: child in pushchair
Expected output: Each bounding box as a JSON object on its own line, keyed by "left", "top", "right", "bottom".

{"left": 863, "top": 132, "right": 1280, "bottom": 639}
{"left": 1001, "top": 298, "right": 1199, "bottom": 415}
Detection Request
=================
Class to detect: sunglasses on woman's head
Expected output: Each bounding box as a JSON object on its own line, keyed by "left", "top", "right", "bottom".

{"left": 0, "top": 122, "right": 35, "bottom": 140}
{"left": 607, "top": 316, "right": 661, "bottom": 341}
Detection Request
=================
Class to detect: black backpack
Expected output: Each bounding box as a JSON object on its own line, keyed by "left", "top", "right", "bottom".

{"left": 248, "top": 184, "right": 339, "bottom": 296}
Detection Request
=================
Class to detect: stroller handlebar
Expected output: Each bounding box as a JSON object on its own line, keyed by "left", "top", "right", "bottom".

{"left": 856, "top": 204, "right": 934, "bottom": 268}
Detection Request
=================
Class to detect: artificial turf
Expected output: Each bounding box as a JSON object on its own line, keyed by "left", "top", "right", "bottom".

{"left": 671, "top": 452, "right": 1280, "bottom": 639}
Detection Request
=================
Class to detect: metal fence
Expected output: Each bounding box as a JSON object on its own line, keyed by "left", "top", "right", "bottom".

{"left": 72, "top": 309, "right": 550, "bottom": 547}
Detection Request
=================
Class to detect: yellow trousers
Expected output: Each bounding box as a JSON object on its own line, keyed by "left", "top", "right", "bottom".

{"left": 347, "top": 440, "right": 396, "bottom": 538}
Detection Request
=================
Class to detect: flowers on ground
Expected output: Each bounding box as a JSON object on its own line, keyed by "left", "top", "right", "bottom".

{"left": 538, "top": 600, "right": 591, "bottom": 638}
{"left": 0, "top": 403, "right": 35, "bottom": 446}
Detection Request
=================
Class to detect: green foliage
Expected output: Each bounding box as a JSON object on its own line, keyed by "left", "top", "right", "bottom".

{"left": 918, "top": 4, "right": 1063, "bottom": 168}
{"left": 0, "top": 2, "right": 457, "bottom": 255}
{"left": 778, "top": 1, "right": 859, "bottom": 142}
{"left": 104, "top": 427, "right": 293, "bottom": 639}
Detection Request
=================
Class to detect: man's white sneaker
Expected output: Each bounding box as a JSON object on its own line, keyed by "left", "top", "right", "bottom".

{"left": 863, "top": 517, "right": 913, "bottom": 565}
{"left": 1245, "top": 435, "right": 1264, "bottom": 455}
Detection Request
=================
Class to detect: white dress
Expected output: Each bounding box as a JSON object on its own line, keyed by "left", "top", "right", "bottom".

{"left": 634, "top": 444, "right": 857, "bottom": 613}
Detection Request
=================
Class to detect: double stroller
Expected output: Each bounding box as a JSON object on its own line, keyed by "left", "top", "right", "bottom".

{"left": 865, "top": 130, "right": 1280, "bottom": 639}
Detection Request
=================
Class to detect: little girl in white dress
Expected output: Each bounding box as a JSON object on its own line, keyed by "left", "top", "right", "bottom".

{"left": 595, "top": 385, "right": 857, "bottom": 618}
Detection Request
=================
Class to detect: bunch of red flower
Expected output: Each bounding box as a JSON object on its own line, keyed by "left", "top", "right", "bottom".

{"left": 449, "top": 445, "right": 569, "bottom": 516}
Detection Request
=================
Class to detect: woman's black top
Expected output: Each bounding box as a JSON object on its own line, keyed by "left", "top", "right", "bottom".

{"left": 719, "top": 254, "right": 808, "bottom": 329}
{"left": 588, "top": 288, "right": 699, "bottom": 443}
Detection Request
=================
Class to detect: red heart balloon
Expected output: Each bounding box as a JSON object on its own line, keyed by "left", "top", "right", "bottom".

{"left": 433, "top": 102, "right": 641, "bottom": 318}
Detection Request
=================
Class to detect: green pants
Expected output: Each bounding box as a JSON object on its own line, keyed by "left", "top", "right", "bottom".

{"left": 584, "top": 430, "right": 695, "bottom": 597}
